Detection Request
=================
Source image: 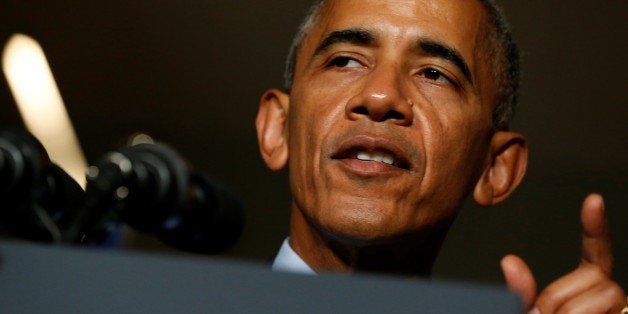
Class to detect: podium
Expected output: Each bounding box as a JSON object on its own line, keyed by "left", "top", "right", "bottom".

{"left": 0, "top": 240, "right": 522, "bottom": 313}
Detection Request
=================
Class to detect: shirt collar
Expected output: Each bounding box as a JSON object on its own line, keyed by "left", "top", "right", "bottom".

{"left": 272, "top": 237, "right": 316, "bottom": 275}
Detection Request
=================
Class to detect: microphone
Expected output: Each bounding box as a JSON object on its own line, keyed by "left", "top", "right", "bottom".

{"left": 73, "top": 142, "right": 244, "bottom": 254}
{"left": 0, "top": 128, "right": 84, "bottom": 242}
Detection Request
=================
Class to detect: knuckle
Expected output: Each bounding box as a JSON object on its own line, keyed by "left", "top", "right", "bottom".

{"left": 556, "top": 302, "right": 579, "bottom": 314}
{"left": 535, "top": 291, "right": 558, "bottom": 311}
{"left": 601, "top": 282, "right": 627, "bottom": 312}
{"left": 579, "top": 263, "right": 607, "bottom": 279}
{"left": 602, "top": 281, "right": 625, "bottom": 301}
{"left": 580, "top": 258, "right": 613, "bottom": 276}
{"left": 541, "top": 285, "right": 561, "bottom": 300}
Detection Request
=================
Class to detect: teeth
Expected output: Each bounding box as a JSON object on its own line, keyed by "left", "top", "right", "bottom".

{"left": 381, "top": 155, "right": 394, "bottom": 165}
{"left": 356, "top": 151, "right": 394, "bottom": 165}
{"left": 356, "top": 152, "right": 371, "bottom": 161}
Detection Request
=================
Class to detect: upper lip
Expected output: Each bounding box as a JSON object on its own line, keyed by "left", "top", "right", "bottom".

{"left": 330, "top": 134, "right": 412, "bottom": 170}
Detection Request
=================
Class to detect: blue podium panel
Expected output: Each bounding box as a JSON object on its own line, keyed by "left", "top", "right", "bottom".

{"left": 0, "top": 240, "right": 522, "bottom": 313}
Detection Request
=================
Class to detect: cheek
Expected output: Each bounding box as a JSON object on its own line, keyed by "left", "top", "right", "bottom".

{"left": 287, "top": 86, "right": 351, "bottom": 174}
{"left": 287, "top": 108, "right": 316, "bottom": 189}
{"left": 416, "top": 99, "right": 492, "bottom": 198}
{"left": 286, "top": 93, "right": 343, "bottom": 208}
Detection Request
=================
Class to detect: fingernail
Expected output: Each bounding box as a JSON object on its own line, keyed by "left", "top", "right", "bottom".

{"left": 528, "top": 307, "right": 540, "bottom": 314}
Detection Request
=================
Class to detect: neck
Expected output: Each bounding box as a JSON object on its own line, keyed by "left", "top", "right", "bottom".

{"left": 289, "top": 207, "right": 451, "bottom": 277}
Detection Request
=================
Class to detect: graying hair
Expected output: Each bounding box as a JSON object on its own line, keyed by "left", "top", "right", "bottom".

{"left": 283, "top": 1, "right": 325, "bottom": 92}
{"left": 283, "top": 0, "right": 520, "bottom": 131}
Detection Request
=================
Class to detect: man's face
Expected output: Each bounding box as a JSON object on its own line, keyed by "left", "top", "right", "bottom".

{"left": 286, "top": 0, "right": 496, "bottom": 242}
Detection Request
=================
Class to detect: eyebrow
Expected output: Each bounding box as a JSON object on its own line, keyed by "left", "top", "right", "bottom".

{"left": 313, "top": 28, "right": 374, "bottom": 56}
{"left": 312, "top": 28, "right": 472, "bottom": 84}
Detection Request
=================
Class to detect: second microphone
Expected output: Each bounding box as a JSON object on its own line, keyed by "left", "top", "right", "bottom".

{"left": 71, "top": 142, "right": 244, "bottom": 254}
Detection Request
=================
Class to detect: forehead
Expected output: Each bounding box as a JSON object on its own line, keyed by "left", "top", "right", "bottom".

{"left": 300, "top": 0, "right": 489, "bottom": 71}
{"left": 317, "top": 0, "right": 486, "bottom": 39}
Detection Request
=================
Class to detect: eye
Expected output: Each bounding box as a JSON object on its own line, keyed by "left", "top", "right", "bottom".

{"left": 328, "top": 56, "right": 362, "bottom": 68}
{"left": 420, "top": 68, "right": 453, "bottom": 85}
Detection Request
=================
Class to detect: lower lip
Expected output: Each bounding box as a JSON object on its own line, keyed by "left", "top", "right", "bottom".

{"left": 334, "top": 158, "right": 404, "bottom": 176}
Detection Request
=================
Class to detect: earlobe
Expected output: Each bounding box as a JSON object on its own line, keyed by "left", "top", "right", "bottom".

{"left": 473, "top": 131, "right": 528, "bottom": 206}
{"left": 256, "top": 89, "right": 290, "bottom": 171}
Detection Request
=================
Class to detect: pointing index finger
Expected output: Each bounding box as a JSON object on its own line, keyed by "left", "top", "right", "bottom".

{"left": 580, "top": 193, "right": 613, "bottom": 275}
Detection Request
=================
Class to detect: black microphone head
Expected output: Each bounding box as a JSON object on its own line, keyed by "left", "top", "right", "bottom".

{"left": 0, "top": 128, "right": 84, "bottom": 242}
{"left": 81, "top": 141, "right": 244, "bottom": 254}
{"left": 115, "top": 143, "right": 189, "bottom": 231}
{"left": 0, "top": 128, "right": 49, "bottom": 198}
{"left": 82, "top": 143, "right": 189, "bottom": 238}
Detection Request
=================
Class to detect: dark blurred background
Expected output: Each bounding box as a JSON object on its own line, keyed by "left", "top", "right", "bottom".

{"left": 0, "top": 0, "right": 626, "bottom": 289}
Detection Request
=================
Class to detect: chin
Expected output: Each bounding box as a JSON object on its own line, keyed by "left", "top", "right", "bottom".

{"left": 315, "top": 206, "right": 418, "bottom": 246}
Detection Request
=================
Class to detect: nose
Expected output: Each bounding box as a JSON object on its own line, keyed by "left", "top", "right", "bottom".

{"left": 345, "top": 64, "right": 413, "bottom": 126}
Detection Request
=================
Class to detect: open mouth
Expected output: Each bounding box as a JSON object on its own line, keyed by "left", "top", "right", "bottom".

{"left": 331, "top": 137, "right": 411, "bottom": 171}
{"left": 356, "top": 151, "right": 394, "bottom": 165}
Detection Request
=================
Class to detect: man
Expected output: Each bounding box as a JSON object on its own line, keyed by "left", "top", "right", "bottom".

{"left": 255, "top": 0, "right": 626, "bottom": 312}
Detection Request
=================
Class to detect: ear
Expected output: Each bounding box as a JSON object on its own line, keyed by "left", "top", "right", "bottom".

{"left": 473, "top": 131, "right": 528, "bottom": 206}
{"left": 256, "top": 89, "right": 290, "bottom": 171}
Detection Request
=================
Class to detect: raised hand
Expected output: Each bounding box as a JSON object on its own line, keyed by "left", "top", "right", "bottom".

{"left": 501, "top": 193, "right": 626, "bottom": 313}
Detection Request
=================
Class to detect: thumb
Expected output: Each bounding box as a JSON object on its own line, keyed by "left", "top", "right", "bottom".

{"left": 501, "top": 254, "right": 537, "bottom": 310}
